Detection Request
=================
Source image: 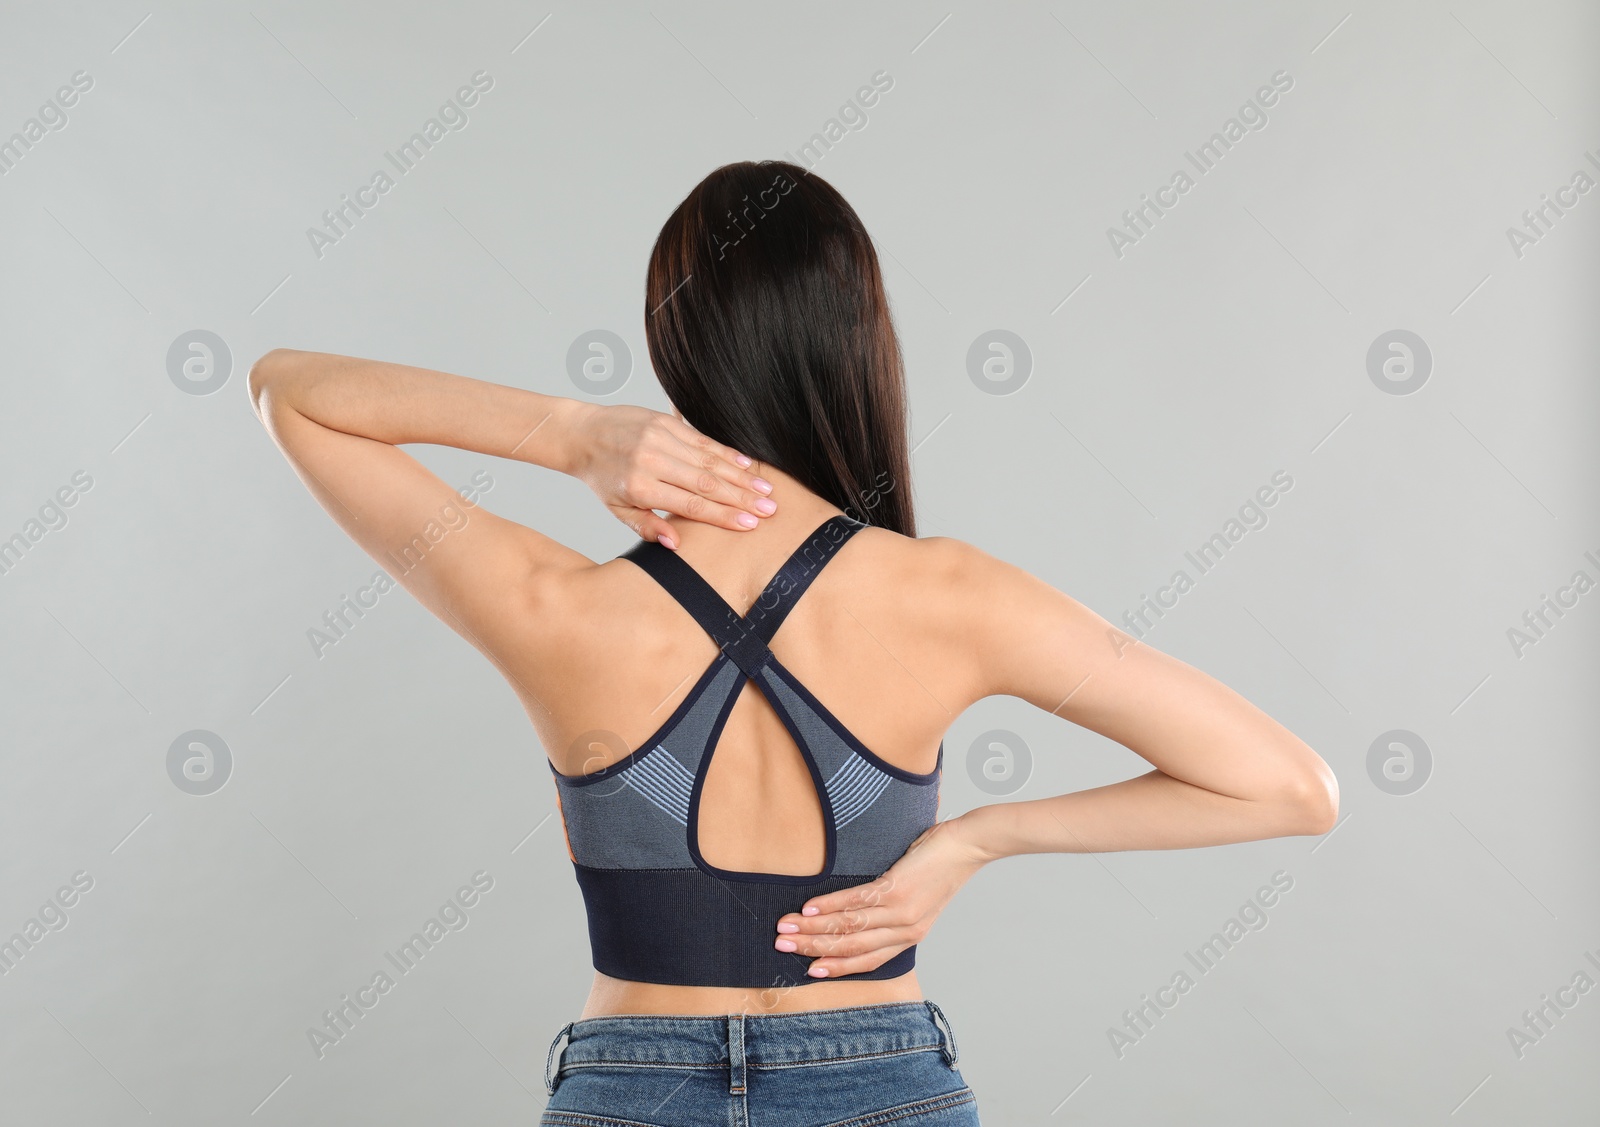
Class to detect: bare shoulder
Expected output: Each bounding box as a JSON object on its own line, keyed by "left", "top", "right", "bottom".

{"left": 848, "top": 527, "right": 983, "bottom": 568}
{"left": 852, "top": 529, "right": 1123, "bottom": 708}
{"left": 522, "top": 551, "right": 650, "bottom": 642}
{"left": 850, "top": 530, "right": 1049, "bottom": 625}
{"left": 838, "top": 528, "right": 982, "bottom": 597}
{"left": 492, "top": 548, "right": 681, "bottom": 729}
{"left": 831, "top": 530, "right": 1031, "bottom": 704}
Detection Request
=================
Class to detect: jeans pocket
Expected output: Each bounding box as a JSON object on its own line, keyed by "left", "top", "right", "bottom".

{"left": 534, "top": 1107, "right": 665, "bottom": 1127}
{"left": 541, "top": 1062, "right": 702, "bottom": 1127}
{"left": 539, "top": 1112, "right": 671, "bottom": 1127}
{"left": 817, "top": 1084, "right": 980, "bottom": 1127}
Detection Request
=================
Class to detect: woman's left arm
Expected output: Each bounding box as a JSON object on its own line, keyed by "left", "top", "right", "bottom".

{"left": 247, "top": 347, "right": 775, "bottom": 648}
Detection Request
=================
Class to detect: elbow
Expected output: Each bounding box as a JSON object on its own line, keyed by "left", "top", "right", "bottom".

{"left": 246, "top": 348, "right": 297, "bottom": 415}
{"left": 1284, "top": 761, "right": 1339, "bottom": 836}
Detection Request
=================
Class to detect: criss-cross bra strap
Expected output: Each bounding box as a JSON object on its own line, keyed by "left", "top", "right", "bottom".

{"left": 741, "top": 515, "right": 866, "bottom": 644}
{"left": 620, "top": 539, "right": 771, "bottom": 676}
{"left": 619, "top": 514, "right": 866, "bottom": 678}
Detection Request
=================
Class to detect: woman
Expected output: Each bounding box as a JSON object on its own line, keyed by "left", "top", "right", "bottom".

{"left": 249, "top": 160, "right": 1338, "bottom": 1126}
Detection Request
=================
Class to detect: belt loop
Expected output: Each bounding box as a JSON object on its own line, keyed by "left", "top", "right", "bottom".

{"left": 544, "top": 1020, "right": 574, "bottom": 1095}
{"left": 728, "top": 1012, "right": 747, "bottom": 1094}
{"left": 924, "top": 1000, "right": 959, "bottom": 1069}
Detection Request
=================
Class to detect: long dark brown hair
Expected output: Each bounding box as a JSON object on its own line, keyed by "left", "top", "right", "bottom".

{"left": 644, "top": 160, "right": 915, "bottom": 537}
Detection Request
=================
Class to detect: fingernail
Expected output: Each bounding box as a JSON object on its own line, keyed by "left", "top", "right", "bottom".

{"left": 752, "top": 478, "right": 773, "bottom": 495}
{"left": 754, "top": 498, "right": 777, "bottom": 515}
{"left": 777, "top": 921, "right": 799, "bottom": 933}
{"left": 802, "top": 906, "right": 819, "bottom": 916}
{"left": 774, "top": 939, "right": 797, "bottom": 952}
{"left": 737, "top": 513, "right": 757, "bottom": 529}
{"left": 807, "top": 966, "right": 829, "bottom": 978}
{"left": 736, "top": 454, "right": 752, "bottom": 467}
{"left": 657, "top": 534, "right": 676, "bottom": 549}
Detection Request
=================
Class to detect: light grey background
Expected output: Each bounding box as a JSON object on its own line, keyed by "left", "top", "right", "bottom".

{"left": 1, "top": 2, "right": 1595, "bottom": 1124}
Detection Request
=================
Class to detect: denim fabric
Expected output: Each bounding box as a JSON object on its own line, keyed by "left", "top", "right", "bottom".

{"left": 540, "top": 999, "right": 981, "bottom": 1126}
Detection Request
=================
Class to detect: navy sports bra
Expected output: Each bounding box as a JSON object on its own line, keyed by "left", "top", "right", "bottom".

{"left": 547, "top": 514, "right": 943, "bottom": 988}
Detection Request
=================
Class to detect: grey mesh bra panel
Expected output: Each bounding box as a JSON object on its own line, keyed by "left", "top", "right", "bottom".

{"left": 551, "top": 652, "right": 940, "bottom": 880}
{"left": 750, "top": 660, "right": 941, "bottom": 877}
{"left": 551, "top": 656, "right": 740, "bottom": 872}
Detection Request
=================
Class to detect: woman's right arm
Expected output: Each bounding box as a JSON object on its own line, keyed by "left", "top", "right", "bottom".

{"left": 941, "top": 536, "right": 1338, "bottom": 862}
{"left": 770, "top": 537, "right": 1338, "bottom": 980}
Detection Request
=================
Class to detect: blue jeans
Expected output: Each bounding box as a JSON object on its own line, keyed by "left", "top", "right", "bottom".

{"left": 540, "top": 999, "right": 981, "bottom": 1126}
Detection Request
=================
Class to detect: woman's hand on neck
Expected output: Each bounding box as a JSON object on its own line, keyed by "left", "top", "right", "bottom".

{"left": 660, "top": 463, "right": 841, "bottom": 556}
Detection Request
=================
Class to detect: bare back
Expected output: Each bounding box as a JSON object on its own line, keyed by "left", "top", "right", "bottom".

{"left": 505, "top": 505, "right": 977, "bottom": 1015}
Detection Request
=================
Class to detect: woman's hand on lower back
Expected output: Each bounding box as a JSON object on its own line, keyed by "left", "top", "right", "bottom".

{"left": 564, "top": 401, "right": 777, "bottom": 547}
{"left": 772, "top": 815, "right": 992, "bottom": 979}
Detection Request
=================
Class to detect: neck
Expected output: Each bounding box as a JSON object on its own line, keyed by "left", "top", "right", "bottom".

{"left": 661, "top": 465, "right": 846, "bottom": 557}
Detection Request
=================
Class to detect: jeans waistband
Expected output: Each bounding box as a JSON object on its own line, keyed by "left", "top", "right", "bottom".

{"left": 544, "top": 999, "right": 960, "bottom": 1096}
